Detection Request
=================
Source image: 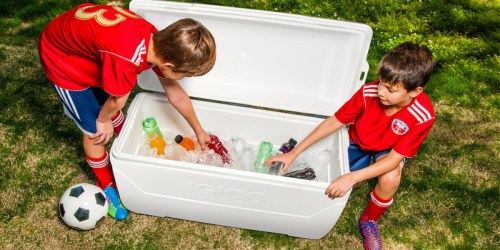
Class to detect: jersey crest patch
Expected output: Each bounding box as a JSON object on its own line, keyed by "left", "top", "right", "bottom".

{"left": 392, "top": 119, "right": 409, "bottom": 135}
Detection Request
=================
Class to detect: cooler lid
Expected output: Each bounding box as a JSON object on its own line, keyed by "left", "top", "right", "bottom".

{"left": 131, "top": 0, "right": 372, "bottom": 117}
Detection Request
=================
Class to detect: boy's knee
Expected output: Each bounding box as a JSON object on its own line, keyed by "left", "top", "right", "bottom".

{"left": 378, "top": 167, "right": 402, "bottom": 190}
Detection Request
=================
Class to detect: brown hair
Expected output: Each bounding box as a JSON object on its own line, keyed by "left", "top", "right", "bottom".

{"left": 378, "top": 42, "right": 435, "bottom": 91}
{"left": 153, "top": 18, "right": 216, "bottom": 76}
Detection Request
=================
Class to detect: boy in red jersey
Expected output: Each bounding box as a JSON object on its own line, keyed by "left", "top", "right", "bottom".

{"left": 265, "top": 42, "right": 435, "bottom": 249}
{"left": 38, "top": 3, "right": 216, "bottom": 221}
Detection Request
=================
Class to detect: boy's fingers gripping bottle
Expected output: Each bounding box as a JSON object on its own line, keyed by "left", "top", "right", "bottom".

{"left": 269, "top": 138, "right": 297, "bottom": 175}
{"left": 207, "top": 134, "right": 231, "bottom": 164}
{"left": 254, "top": 141, "right": 273, "bottom": 173}
{"left": 142, "top": 117, "right": 163, "bottom": 138}
{"left": 175, "top": 135, "right": 196, "bottom": 151}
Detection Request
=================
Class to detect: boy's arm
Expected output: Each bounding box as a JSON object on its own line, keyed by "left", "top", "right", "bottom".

{"left": 91, "top": 93, "right": 130, "bottom": 145}
{"left": 158, "top": 77, "right": 210, "bottom": 149}
{"left": 264, "top": 115, "right": 344, "bottom": 172}
{"left": 325, "top": 149, "right": 404, "bottom": 199}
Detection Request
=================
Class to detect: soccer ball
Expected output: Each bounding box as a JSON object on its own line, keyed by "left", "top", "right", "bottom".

{"left": 59, "top": 183, "right": 109, "bottom": 230}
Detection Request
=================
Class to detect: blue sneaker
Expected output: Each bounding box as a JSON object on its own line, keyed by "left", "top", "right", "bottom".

{"left": 358, "top": 217, "right": 382, "bottom": 250}
{"left": 103, "top": 186, "right": 128, "bottom": 221}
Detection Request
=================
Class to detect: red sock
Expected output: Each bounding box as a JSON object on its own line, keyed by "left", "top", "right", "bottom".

{"left": 361, "top": 189, "right": 393, "bottom": 221}
{"left": 112, "top": 110, "right": 125, "bottom": 135}
{"left": 86, "top": 151, "right": 115, "bottom": 189}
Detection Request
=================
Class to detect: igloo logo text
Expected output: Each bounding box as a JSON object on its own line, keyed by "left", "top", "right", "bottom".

{"left": 186, "top": 181, "right": 268, "bottom": 202}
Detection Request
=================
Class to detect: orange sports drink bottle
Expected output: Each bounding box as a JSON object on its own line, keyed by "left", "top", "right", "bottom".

{"left": 149, "top": 133, "right": 166, "bottom": 156}
{"left": 175, "top": 135, "right": 196, "bottom": 151}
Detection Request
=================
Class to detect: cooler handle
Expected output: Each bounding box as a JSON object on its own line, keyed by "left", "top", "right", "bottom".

{"left": 357, "top": 61, "right": 369, "bottom": 89}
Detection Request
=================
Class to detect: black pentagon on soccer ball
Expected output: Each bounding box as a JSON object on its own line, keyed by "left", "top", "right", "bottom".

{"left": 59, "top": 203, "right": 65, "bottom": 217}
{"left": 74, "top": 207, "right": 90, "bottom": 221}
{"left": 69, "top": 185, "right": 85, "bottom": 198}
{"left": 95, "top": 192, "right": 106, "bottom": 206}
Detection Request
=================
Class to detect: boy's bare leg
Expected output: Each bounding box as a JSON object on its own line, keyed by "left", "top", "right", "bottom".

{"left": 374, "top": 161, "right": 403, "bottom": 200}
{"left": 82, "top": 108, "right": 125, "bottom": 186}
{"left": 358, "top": 156, "right": 403, "bottom": 249}
{"left": 83, "top": 134, "right": 106, "bottom": 158}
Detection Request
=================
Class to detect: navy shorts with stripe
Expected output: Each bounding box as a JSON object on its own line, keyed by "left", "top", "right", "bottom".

{"left": 348, "top": 141, "right": 406, "bottom": 172}
{"left": 53, "top": 84, "right": 110, "bottom": 135}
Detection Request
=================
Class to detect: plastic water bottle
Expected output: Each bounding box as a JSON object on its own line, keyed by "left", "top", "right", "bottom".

{"left": 230, "top": 136, "right": 246, "bottom": 153}
{"left": 142, "top": 117, "right": 163, "bottom": 138}
{"left": 315, "top": 149, "right": 331, "bottom": 182}
{"left": 239, "top": 144, "right": 255, "bottom": 172}
{"left": 163, "top": 130, "right": 176, "bottom": 144}
{"left": 254, "top": 141, "right": 273, "bottom": 173}
{"left": 269, "top": 138, "right": 297, "bottom": 175}
{"left": 207, "top": 134, "right": 231, "bottom": 164}
{"left": 164, "top": 137, "right": 180, "bottom": 161}
{"left": 175, "top": 135, "right": 196, "bottom": 151}
{"left": 225, "top": 136, "right": 246, "bottom": 168}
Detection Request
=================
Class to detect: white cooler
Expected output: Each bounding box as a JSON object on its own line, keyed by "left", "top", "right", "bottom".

{"left": 110, "top": 0, "right": 372, "bottom": 239}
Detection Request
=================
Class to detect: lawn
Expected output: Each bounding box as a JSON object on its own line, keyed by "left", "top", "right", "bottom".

{"left": 0, "top": 0, "right": 498, "bottom": 249}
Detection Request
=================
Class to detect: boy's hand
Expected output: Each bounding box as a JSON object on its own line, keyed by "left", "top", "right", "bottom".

{"left": 91, "top": 119, "right": 114, "bottom": 145}
{"left": 325, "top": 173, "right": 355, "bottom": 199}
{"left": 195, "top": 130, "right": 211, "bottom": 150}
{"left": 263, "top": 153, "right": 295, "bottom": 173}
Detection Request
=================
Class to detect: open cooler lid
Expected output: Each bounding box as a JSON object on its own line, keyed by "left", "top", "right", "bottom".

{"left": 131, "top": 0, "right": 372, "bottom": 117}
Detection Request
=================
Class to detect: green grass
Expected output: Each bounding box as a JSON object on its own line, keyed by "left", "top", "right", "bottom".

{"left": 0, "top": 0, "right": 499, "bottom": 249}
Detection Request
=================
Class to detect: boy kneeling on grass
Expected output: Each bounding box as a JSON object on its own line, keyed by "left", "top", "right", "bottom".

{"left": 265, "top": 42, "right": 435, "bottom": 249}
{"left": 38, "top": 3, "right": 216, "bottom": 221}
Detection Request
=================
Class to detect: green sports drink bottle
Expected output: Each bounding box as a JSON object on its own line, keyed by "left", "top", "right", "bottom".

{"left": 254, "top": 141, "right": 273, "bottom": 173}
{"left": 142, "top": 117, "right": 163, "bottom": 138}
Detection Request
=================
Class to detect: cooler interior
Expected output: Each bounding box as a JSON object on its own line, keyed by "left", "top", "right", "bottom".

{"left": 115, "top": 92, "right": 348, "bottom": 183}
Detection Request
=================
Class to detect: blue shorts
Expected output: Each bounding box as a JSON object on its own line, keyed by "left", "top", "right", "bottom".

{"left": 348, "top": 141, "right": 406, "bottom": 172}
{"left": 53, "top": 84, "right": 110, "bottom": 135}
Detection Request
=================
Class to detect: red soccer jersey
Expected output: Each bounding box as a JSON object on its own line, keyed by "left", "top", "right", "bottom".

{"left": 38, "top": 3, "right": 164, "bottom": 96}
{"left": 335, "top": 81, "right": 435, "bottom": 157}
